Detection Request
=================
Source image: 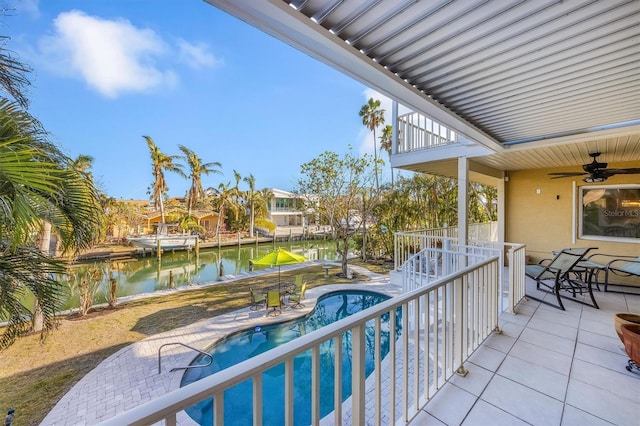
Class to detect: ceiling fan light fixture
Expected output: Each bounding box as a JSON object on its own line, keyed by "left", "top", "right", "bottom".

{"left": 583, "top": 176, "right": 606, "bottom": 183}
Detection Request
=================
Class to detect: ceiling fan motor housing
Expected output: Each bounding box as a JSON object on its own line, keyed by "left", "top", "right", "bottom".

{"left": 582, "top": 153, "right": 607, "bottom": 173}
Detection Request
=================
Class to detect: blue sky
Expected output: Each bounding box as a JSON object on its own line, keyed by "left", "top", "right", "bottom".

{"left": 8, "top": 0, "right": 396, "bottom": 200}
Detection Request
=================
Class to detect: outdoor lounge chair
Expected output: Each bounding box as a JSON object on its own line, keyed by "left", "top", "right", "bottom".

{"left": 582, "top": 254, "right": 640, "bottom": 293}
{"left": 525, "top": 249, "right": 599, "bottom": 310}
{"left": 249, "top": 288, "right": 266, "bottom": 310}
{"left": 288, "top": 282, "right": 306, "bottom": 309}
{"left": 266, "top": 290, "right": 282, "bottom": 316}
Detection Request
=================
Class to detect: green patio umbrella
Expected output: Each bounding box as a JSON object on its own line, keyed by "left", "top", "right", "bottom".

{"left": 252, "top": 248, "right": 307, "bottom": 289}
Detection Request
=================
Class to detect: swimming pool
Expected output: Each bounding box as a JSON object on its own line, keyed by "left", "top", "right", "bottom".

{"left": 181, "top": 290, "right": 401, "bottom": 425}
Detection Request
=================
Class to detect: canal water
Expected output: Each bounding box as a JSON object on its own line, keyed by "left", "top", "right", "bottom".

{"left": 57, "top": 240, "right": 342, "bottom": 311}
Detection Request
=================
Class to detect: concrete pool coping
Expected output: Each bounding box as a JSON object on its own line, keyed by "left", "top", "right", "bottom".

{"left": 41, "top": 262, "right": 401, "bottom": 425}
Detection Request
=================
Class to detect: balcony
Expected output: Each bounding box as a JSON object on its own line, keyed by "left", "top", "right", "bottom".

{"left": 43, "top": 234, "right": 638, "bottom": 425}
{"left": 396, "top": 111, "right": 461, "bottom": 154}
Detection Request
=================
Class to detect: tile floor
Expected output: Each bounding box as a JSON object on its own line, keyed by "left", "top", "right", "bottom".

{"left": 409, "top": 280, "right": 640, "bottom": 426}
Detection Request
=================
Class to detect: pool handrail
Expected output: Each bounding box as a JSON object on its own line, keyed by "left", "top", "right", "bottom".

{"left": 158, "top": 342, "right": 214, "bottom": 374}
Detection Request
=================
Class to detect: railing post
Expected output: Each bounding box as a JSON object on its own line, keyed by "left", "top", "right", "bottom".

{"left": 454, "top": 276, "right": 468, "bottom": 376}
{"left": 443, "top": 239, "right": 452, "bottom": 276}
{"left": 285, "top": 359, "right": 294, "bottom": 426}
{"left": 351, "top": 324, "right": 366, "bottom": 425}
{"left": 333, "top": 335, "right": 343, "bottom": 425}
{"left": 311, "top": 347, "right": 320, "bottom": 425}
{"left": 402, "top": 303, "right": 409, "bottom": 423}
{"left": 214, "top": 391, "right": 224, "bottom": 425}
{"left": 491, "top": 259, "right": 502, "bottom": 334}
{"left": 253, "top": 374, "right": 262, "bottom": 426}
{"left": 389, "top": 311, "right": 396, "bottom": 424}
{"left": 508, "top": 247, "right": 515, "bottom": 314}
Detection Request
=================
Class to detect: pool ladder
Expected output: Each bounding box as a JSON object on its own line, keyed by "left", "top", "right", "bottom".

{"left": 158, "top": 342, "right": 213, "bottom": 373}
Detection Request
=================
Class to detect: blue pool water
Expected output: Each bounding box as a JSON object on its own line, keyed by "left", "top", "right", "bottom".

{"left": 181, "top": 290, "right": 401, "bottom": 425}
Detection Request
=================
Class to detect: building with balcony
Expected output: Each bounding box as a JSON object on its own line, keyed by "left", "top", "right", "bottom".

{"left": 266, "top": 188, "right": 305, "bottom": 227}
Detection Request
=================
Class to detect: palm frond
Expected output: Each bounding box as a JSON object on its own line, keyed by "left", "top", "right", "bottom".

{"left": 0, "top": 247, "right": 66, "bottom": 349}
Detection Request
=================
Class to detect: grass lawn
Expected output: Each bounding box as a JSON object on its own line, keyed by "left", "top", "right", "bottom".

{"left": 0, "top": 261, "right": 386, "bottom": 426}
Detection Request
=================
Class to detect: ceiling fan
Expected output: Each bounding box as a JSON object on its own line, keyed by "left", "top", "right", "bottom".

{"left": 548, "top": 152, "right": 640, "bottom": 183}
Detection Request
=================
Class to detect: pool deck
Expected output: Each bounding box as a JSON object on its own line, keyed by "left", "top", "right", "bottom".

{"left": 41, "top": 262, "right": 401, "bottom": 425}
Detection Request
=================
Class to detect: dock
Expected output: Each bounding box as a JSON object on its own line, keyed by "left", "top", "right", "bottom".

{"left": 73, "top": 226, "right": 333, "bottom": 262}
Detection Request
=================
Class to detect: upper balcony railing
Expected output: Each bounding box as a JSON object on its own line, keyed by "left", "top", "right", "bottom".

{"left": 396, "top": 111, "right": 460, "bottom": 154}
{"left": 269, "top": 206, "right": 301, "bottom": 213}
{"left": 100, "top": 250, "right": 501, "bottom": 426}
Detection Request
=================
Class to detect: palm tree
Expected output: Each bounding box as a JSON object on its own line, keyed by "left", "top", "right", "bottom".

{"left": 178, "top": 145, "right": 222, "bottom": 216}
{"left": 70, "top": 154, "right": 95, "bottom": 180}
{"left": 0, "top": 99, "right": 103, "bottom": 348}
{"left": 243, "top": 174, "right": 257, "bottom": 237}
{"left": 253, "top": 188, "right": 272, "bottom": 222}
{"left": 379, "top": 124, "right": 394, "bottom": 187}
{"left": 231, "top": 169, "right": 243, "bottom": 224}
{"left": 143, "top": 136, "right": 184, "bottom": 225}
{"left": 39, "top": 154, "right": 94, "bottom": 253}
{"left": 359, "top": 98, "right": 385, "bottom": 193}
{"left": 210, "top": 182, "right": 233, "bottom": 237}
{"left": 0, "top": 34, "right": 31, "bottom": 108}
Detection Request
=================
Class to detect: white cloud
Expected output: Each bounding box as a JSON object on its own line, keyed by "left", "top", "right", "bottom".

{"left": 177, "top": 38, "right": 221, "bottom": 69}
{"left": 38, "top": 10, "right": 177, "bottom": 98}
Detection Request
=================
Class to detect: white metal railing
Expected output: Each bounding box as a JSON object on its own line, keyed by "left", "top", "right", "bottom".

{"left": 464, "top": 240, "right": 527, "bottom": 314}
{"left": 402, "top": 243, "right": 505, "bottom": 310}
{"left": 506, "top": 243, "right": 527, "bottom": 313}
{"left": 393, "top": 222, "right": 498, "bottom": 271}
{"left": 394, "top": 224, "right": 526, "bottom": 314}
{"left": 396, "top": 111, "right": 459, "bottom": 153}
{"left": 99, "top": 255, "right": 500, "bottom": 426}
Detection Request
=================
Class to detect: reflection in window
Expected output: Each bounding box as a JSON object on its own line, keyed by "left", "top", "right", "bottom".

{"left": 581, "top": 186, "right": 640, "bottom": 240}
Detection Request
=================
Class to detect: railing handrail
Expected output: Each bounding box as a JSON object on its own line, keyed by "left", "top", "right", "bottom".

{"left": 99, "top": 256, "right": 499, "bottom": 426}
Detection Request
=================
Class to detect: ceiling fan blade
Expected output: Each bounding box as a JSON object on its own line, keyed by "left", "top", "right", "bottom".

{"left": 604, "top": 168, "right": 640, "bottom": 175}
{"left": 548, "top": 172, "right": 587, "bottom": 178}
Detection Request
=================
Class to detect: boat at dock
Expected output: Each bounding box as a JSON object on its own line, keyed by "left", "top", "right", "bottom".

{"left": 126, "top": 234, "right": 198, "bottom": 250}
{"left": 126, "top": 223, "right": 198, "bottom": 250}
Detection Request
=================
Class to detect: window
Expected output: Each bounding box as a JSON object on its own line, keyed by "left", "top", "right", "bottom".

{"left": 580, "top": 184, "right": 640, "bottom": 242}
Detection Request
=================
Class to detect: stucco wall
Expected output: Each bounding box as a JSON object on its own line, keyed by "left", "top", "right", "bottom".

{"left": 505, "top": 163, "right": 639, "bottom": 263}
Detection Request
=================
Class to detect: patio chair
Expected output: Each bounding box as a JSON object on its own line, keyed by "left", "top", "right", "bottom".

{"left": 289, "top": 282, "right": 307, "bottom": 309}
{"left": 266, "top": 290, "right": 282, "bottom": 316}
{"left": 525, "top": 249, "right": 599, "bottom": 310}
{"left": 583, "top": 254, "right": 640, "bottom": 293}
{"left": 294, "top": 274, "right": 304, "bottom": 292}
{"left": 249, "top": 288, "right": 266, "bottom": 311}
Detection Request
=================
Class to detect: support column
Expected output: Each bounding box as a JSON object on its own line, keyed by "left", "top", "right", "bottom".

{"left": 457, "top": 157, "right": 469, "bottom": 246}
{"left": 392, "top": 101, "right": 398, "bottom": 155}
{"left": 498, "top": 173, "right": 506, "bottom": 244}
